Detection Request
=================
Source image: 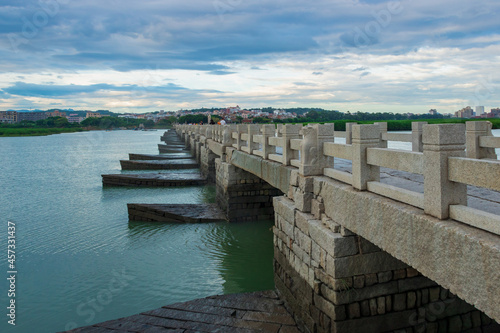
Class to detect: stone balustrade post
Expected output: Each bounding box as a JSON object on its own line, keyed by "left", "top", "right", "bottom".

{"left": 205, "top": 126, "right": 211, "bottom": 144}
{"left": 376, "top": 122, "right": 388, "bottom": 148}
{"left": 345, "top": 122, "right": 356, "bottom": 144}
{"left": 194, "top": 126, "right": 200, "bottom": 140}
{"left": 281, "top": 124, "right": 302, "bottom": 165}
{"left": 214, "top": 125, "right": 220, "bottom": 142}
{"left": 411, "top": 121, "right": 427, "bottom": 152}
{"left": 235, "top": 124, "right": 248, "bottom": 150}
{"left": 222, "top": 125, "right": 237, "bottom": 147}
{"left": 260, "top": 124, "right": 276, "bottom": 159}
{"left": 247, "top": 124, "right": 260, "bottom": 154}
{"left": 299, "top": 124, "right": 334, "bottom": 176}
{"left": 423, "top": 124, "right": 467, "bottom": 219}
{"left": 466, "top": 121, "right": 497, "bottom": 159}
{"left": 352, "top": 124, "right": 380, "bottom": 190}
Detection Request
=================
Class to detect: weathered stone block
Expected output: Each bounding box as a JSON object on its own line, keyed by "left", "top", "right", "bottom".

{"left": 333, "top": 309, "right": 418, "bottom": 332}
{"left": 295, "top": 210, "right": 312, "bottom": 235}
{"left": 361, "top": 300, "right": 370, "bottom": 317}
{"left": 273, "top": 196, "right": 296, "bottom": 223}
{"left": 378, "top": 271, "right": 393, "bottom": 284}
{"left": 294, "top": 227, "right": 312, "bottom": 255}
{"left": 321, "top": 215, "right": 341, "bottom": 233}
{"left": 298, "top": 175, "right": 314, "bottom": 193}
{"left": 353, "top": 275, "right": 365, "bottom": 289}
{"left": 318, "top": 295, "right": 346, "bottom": 322}
{"left": 393, "top": 293, "right": 407, "bottom": 311}
{"left": 326, "top": 251, "right": 407, "bottom": 279}
{"left": 311, "top": 199, "right": 325, "bottom": 219}
{"left": 448, "top": 315, "right": 463, "bottom": 333}
{"left": 365, "top": 273, "right": 377, "bottom": 286}
{"left": 348, "top": 302, "right": 361, "bottom": 319}
{"left": 293, "top": 187, "right": 313, "bottom": 212}
{"left": 290, "top": 169, "right": 299, "bottom": 186}
{"left": 408, "top": 291, "right": 417, "bottom": 309}
{"left": 309, "top": 220, "right": 358, "bottom": 259}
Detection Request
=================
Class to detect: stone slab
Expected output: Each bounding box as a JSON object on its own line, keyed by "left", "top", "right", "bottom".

{"left": 120, "top": 159, "right": 198, "bottom": 170}
{"left": 129, "top": 153, "right": 193, "bottom": 160}
{"left": 102, "top": 173, "right": 206, "bottom": 187}
{"left": 128, "top": 204, "right": 226, "bottom": 223}
{"left": 158, "top": 144, "right": 189, "bottom": 153}
{"left": 63, "top": 291, "right": 298, "bottom": 333}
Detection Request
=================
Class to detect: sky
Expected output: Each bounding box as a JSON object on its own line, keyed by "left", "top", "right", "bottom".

{"left": 0, "top": 0, "right": 499, "bottom": 114}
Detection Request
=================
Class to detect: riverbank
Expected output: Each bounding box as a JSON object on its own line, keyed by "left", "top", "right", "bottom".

{"left": 0, "top": 127, "right": 85, "bottom": 136}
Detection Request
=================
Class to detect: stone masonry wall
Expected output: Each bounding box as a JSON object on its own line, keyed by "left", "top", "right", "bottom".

{"left": 273, "top": 172, "right": 499, "bottom": 333}
{"left": 200, "top": 145, "right": 216, "bottom": 182}
{"left": 215, "top": 158, "right": 282, "bottom": 222}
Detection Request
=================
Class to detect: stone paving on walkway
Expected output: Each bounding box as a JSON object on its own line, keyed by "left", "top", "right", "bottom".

{"left": 65, "top": 291, "right": 299, "bottom": 333}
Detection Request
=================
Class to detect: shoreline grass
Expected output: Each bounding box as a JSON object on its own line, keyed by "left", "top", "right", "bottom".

{"left": 0, "top": 127, "right": 84, "bottom": 137}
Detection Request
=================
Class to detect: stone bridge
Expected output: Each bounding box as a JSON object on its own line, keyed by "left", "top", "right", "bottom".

{"left": 176, "top": 121, "right": 500, "bottom": 333}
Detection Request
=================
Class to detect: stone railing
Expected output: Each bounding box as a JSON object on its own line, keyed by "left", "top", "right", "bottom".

{"left": 177, "top": 121, "right": 499, "bottom": 235}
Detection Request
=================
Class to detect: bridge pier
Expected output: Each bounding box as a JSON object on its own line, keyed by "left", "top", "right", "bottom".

{"left": 215, "top": 158, "right": 282, "bottom": 222}
{"left": 273, "top": 176, "right": 499, "bottom": 333}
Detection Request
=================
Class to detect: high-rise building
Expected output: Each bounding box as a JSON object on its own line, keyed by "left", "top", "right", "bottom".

{"left": 475, "top": 106, "right": 485, "bottom": 116}
{"left": 454, "top": 106, "right": 474, "bottom": 118}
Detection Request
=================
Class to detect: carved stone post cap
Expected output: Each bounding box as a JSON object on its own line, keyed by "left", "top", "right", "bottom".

{"left": 375, "top": 122, "right": 388, "bottom": 131}
{"left": 280, "top": 124, "right": 302, "bottom": 135}
{"left": 466, "top": 121, "right": 492, "bottom": 131}
{"left": 261, "top": 124, "right": 276, "bottom": 134}
{"left": 423, "top": 124, "right": 465, "bottom": 145}
{"left": 412, "top": 121, "right": 427, "bottom": 131}
{"left": 352, "top": 124, "right": 380, "bottom": 140}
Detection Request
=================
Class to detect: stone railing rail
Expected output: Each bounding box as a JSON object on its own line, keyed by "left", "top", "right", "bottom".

{"left": 178, "top": 121, "right": 499, "bottom": 235}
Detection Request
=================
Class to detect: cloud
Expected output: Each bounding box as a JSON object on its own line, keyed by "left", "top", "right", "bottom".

{"left": 1, "top": 81, "right": 214, "bottom": 98}
{"left": 0, "top": 0, "right": 499, "bottom": 112}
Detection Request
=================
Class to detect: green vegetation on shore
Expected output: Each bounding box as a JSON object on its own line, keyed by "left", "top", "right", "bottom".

{"left": 0, "top": 127, "right": 84, "bottom": 137}
{"left": 292, "top": 118, "right": 500, "bottom": 131}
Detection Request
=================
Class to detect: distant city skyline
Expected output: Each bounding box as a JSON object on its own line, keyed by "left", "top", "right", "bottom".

{"left": 0, "top": 0, "right": 499, "bottom": 114}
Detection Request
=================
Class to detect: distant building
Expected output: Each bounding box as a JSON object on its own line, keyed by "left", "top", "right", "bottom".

{"left": 0, "top": 111, "right": 17, "bottom": 124}
{"left": 17, "top": 111, "right": 47, "bottom": 122}
{"left": 46, "top": 110, "right": 66, "bottom": 118}
{"left": 86, "top": 111, "right": 102, "bottom": 119}
{"left": 475, "top": 106, "right": 485, "bottom": 116}
{"left": 428, "top": 109, "right": 437, "bottom": 115}
{"left": 66, "top": 114, "right": 84, "bottom": 123}
{"left": 454, "top": 106, "right": 473, "bottom": 118}
{"left": 489, "top": 108, "right": 500, "bottom": 118}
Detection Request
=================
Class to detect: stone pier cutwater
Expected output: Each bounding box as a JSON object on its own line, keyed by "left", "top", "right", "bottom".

{"left": 177, "top": 121, "right": 500, "bottom": 333}
{"left": 128, "top": 203, "right": 226, "bottom": 223}
{"left": 102, "top": 172, "right": 207, "bottom": 187}
{"left": 128, "top": 153, "right": 193, "bottom": 160}
{"left": 120, "top": 158, "right": 199, "bottom": 170}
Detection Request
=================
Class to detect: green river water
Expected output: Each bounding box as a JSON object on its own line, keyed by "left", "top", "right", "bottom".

{"left": 0, "top": 130, "right": 274, "bottom": 333}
